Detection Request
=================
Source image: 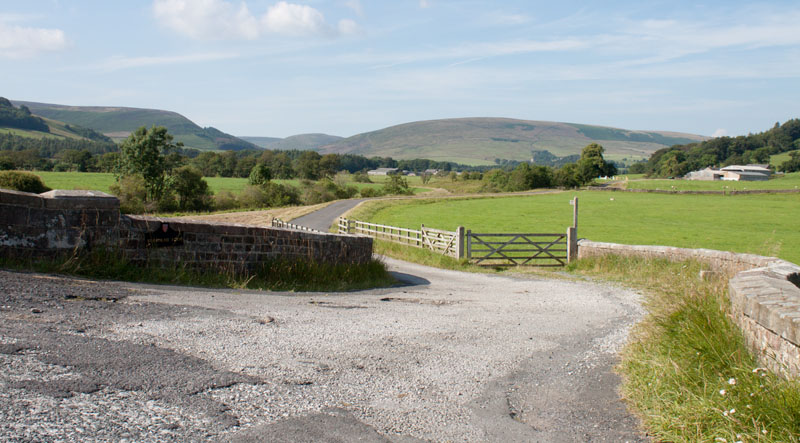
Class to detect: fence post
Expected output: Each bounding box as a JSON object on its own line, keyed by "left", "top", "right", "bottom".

{"left": 567, "top": 226, "right": 578, "bottom": 263}
{"left": 465, "top": 229, "right": 472, "bottom": 260}
{"left": 456, "top": 226, "right": 465, "bottom": 259}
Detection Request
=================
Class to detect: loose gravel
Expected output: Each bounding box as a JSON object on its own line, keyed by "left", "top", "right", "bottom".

{"left": 0, "top": 258, "right": 648, "bottom": 442}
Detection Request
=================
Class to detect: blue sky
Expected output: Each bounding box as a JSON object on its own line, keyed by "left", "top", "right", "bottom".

{"left": 2, "top": 0, "right": 799, "bottom": 138}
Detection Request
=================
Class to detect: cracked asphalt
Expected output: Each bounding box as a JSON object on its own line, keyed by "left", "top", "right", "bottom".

{"left": 0, "top": 256, "right": 648, "bottom": 442}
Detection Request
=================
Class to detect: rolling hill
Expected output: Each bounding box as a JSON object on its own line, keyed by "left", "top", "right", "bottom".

{"left": 242, "top": 133, "right": 343, "bottom": 151}
{"left": 12, "top": 100, "right": 260, "bottom": 152}
{"left": 317, "top": 117, "right": 708, "bottom": 165}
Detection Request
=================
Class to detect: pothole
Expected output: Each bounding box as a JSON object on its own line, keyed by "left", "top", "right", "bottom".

{"left": 380, "top": 297, "right": 455, "bottom": 306}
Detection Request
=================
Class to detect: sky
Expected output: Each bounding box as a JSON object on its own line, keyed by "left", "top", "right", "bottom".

{"left": 2, "top": 0, "right": 799, "bottom": 138}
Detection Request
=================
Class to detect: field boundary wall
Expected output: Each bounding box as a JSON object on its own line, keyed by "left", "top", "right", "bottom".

{"left": 586, "top": 186, "right": 800, "bottom": 196}
{"left": 578, "top": 240, "right": 800, "bottom": 378}
{"left": 0, "top": 188, "right": 372, "bottom": 272}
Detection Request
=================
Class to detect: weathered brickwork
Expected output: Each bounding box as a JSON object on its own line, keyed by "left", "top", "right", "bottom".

{"left": 579, "top": 240, "right": 800, "bottom": 378}
{"left": 0, "top": 189, "right": 120, "bottom": 258}
{"left": 119, "top": 216, "right": 372, "bottom": 271}
{"left": 0, "top": 188, "right": 372, "bottom": 272}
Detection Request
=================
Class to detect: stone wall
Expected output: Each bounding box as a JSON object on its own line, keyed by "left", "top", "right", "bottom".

{"left": 578, "top": 239, "right": 800, "bottom": 378}
{"left": 0, "top": 189, "right": 120, "bottom": 258}
{"left": 0, "top": 188, "right": 373, "bottom": 271}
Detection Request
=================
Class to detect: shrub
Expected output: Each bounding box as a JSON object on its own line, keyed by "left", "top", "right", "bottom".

{"left": 359, "top": 187, "right": 384, "bottom": 198}
{"left": 352, "top": 171, "right": 373, "bottom": 183}
{"left": 213, "top": 190, "right": 238, "bottom": 211}
{"left": 382, "top": 174, "right": 412, "bottom": 195}
{"left": 110, "top": 175, "right": 147, "bottom": 213}
{"left": 173, "top": 166, "right": 212, "bottom": 211}
{"left": 0, "top": 170, "right": 51, "bottom": 193}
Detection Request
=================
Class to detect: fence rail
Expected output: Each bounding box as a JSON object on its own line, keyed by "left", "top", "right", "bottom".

{"left": 466, "top": 232, "right": 569, "bottom": 267}
{"left": 338, "top": 207, "right": 578, "bottom": 267}
{"left": 271, "top": 218, "right": 321, "bottom": 233}
{"left": 338, "top": 217, "right": 461, "bottom": 258}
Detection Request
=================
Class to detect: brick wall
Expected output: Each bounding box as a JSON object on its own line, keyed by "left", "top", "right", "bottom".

{"left": 0, "top": 188, "right": 373, "bottom": 271}
{"left": 578, "top": 239, "right": 800, "bottom": 378}
{"left": 0, "top": 189, "right": 120, "bottom": 258}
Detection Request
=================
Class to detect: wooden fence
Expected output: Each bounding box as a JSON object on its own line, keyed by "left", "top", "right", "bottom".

{"left": 271, "top": 218, "right": 322, "bottom": 233}
{"left": 337, "top": 197, "right": 579, "bottom": 267}
{"left": 338, "top": 217, "right": 462, "bottom": 258}
{"left": 466, "top": 232, "right": 570, "bottom": 267}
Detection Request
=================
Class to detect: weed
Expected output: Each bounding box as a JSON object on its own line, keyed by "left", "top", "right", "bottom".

{"left": 568, "top": 255, "right": 800, "bottom": 442}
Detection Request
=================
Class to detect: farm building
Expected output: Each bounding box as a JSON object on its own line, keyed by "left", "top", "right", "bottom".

{"left": 685, "top": 164, "right": 772, "bottom": 181}
{"left": 367, "top": 167, "right": 399, "bottom": 176}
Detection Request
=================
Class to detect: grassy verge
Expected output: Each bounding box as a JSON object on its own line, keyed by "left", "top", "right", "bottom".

{"left": 0, "top": 250, "right": 396, "bottom": 292}
{"left": 568, "top": 255, "right": 800, "bottom": 442}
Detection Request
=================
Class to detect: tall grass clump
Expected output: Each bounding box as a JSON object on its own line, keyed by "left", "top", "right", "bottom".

{"left": 568, "top": 255, "right": 800, "bottom": 442}
{"left": 1, "top": 249, "right": 395, "bottom": 292}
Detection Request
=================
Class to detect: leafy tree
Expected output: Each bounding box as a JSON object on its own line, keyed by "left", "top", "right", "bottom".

{"left": 248, "top": 163, "right": 272, "bottom": 186}
{"left": 553, "top": 163, "right": 580, "bottom": 188}
{"left": 576, "top": 143, "right": 616, "bottom": 184}
{"left": 779, "top": 151, "right": 800, "bottom": 173}
{"left": 420, "top": 172, "right": 432, "bottom": 184}
{"left": 319, "top": 154, "right": 341, "bottom": 178}
{"left": 116, "top": 126, "right": 181, "bottom": 202}
{"left": 173, "top": 166, "right": 212, "bottom": 211}
{"left": 295, "top": 151, "right": 321, "bottom": 180}
{"left": 383, "top": 174, "right": 412, "bottom": 195}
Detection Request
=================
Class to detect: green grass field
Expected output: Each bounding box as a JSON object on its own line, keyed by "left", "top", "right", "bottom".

{"left": 625, "top": 172, "right": 800, "bottom": 191}
{"left": 771, "top": 149, "right": 799, "bottom": 168}
{"left": 32, "top": 171, "right": 427, "bottom": 196}
{"left": 352, "top": 191, "right": 800, "bottom": 264}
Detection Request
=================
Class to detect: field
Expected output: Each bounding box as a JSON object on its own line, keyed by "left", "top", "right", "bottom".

{"left": 624, "top": 172, "right": 800, "bottom": 191}
{"left": 31, "top": 171, "right": 428, "bottom": 196}
{"left": 351, "top": 191, "right": 800, "bottom": 264}
{"left": 771, "top": 149, "right": 799, "bottom": 168}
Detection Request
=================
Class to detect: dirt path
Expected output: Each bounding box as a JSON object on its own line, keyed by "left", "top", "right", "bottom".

{"left": 1, "top": 261, "right": 647, "bottom": 442}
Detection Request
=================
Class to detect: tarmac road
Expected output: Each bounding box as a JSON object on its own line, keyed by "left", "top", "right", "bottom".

{"left": 0, "top": 258, "right": 648, "bottom": 442}
{"left": 290, "top": 198, "right": 366, "bottom": 232}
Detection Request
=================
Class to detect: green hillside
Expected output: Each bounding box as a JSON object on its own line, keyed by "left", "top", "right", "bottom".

{"left": 243, "top": 133, "right": 343, "bottom": 151}
{"left": 13, "top": 100, "right": 259, "bottom": 152}
{"left": 318, "top": 117, "right": 707, "bottom": 165}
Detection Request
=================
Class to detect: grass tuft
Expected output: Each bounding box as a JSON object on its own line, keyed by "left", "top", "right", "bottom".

{"left": 1, "top": 249, "right": 395, "bottom": 292}
{"left": 568, "top": 255, "right": 800, "bottom": 442}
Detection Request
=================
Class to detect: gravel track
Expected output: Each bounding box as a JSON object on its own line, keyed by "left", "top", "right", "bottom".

{"left": 0, "top": 258, "right": 647, "bottom": 442}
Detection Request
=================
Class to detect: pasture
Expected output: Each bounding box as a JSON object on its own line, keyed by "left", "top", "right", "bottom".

{"left": 351, "top": 190, "right": 800, "bottom": 264}
{"left": 31, "top": 171, "right": 427, "bottom": 196}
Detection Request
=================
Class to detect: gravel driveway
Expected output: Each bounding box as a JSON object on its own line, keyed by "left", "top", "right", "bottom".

{"left": 0, "top": 256, "right": 647, "bottom": 442}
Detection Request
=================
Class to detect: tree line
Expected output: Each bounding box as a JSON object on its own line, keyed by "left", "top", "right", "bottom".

{"left": 633, "top": 119, "right": 800, "bottom": 177}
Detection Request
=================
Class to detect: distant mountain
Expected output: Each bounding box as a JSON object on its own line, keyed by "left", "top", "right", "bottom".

{"left": 1, "top": 97, "right": 113, "bottom": 144}
{"left": 317, "top": 117, "right": 708, "bottom": 165}
{"left": 239, "top": 136, "right": 282, "bottom": 148}
{"left": 12, "top": 100, "right": 260, "bottom": 152}
{"left": 241, "top": 133, "right": 343, "bottom": 151}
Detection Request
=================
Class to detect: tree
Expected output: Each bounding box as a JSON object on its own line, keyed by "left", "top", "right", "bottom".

{"left": 173, "top": 166, "right": 212, "bottom": 211}
{"left": 248, "top": 163, "right": 272, "bottom": 186}
{"left": 295, "top": 151, "right": 321, "bottom": 180}
{"left": 319, "top": 154, "right": 341, "bottom": 178}
{"left": 576, "top": 143, "right": 616, "bottom": 185}
{"left": 779, "top": 151, "right": 800, "bottom": 173}
{"left": 116, "top": 126, "right": 181, "bottom": 202}
{"left": 383, "top": 174, "right": 411, "bottom": 195}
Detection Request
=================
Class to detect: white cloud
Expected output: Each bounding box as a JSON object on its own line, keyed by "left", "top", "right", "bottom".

{"left": 153, "top": 0, "right": 356, "bottom": 40}
{"left": 0, "top": 22, "right": 67, "bottom": 58}
{"left": 262, "top": 2, "right": 331, "bottom": 36}
{"left": 153, "top": 0, "right": 260, "bottom": 40}
{"left": 419, "top": 0, "right": 430, "bottom": 8}
{"left": 484, "top": 12, "right": 531, "bottom": 26}
{"left": 712, "top": 129, "right": 728, "bottom": 138}
{"left": 344, "top": 0, "right": 363, "bottom": 17}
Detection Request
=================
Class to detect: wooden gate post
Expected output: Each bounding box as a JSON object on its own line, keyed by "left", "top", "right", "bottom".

{"left": 465, "top": 229, "right": 472, "bottom": 260}
{"left": 456, "top": 226, "right": 465, "bottom": 259}
{"left": 567, "top": 226, "right": 578, "bottom": 263}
